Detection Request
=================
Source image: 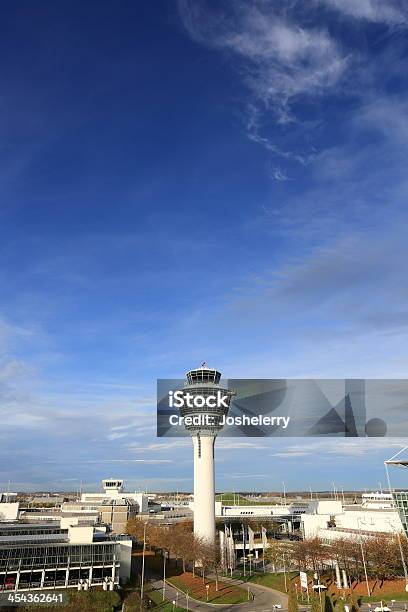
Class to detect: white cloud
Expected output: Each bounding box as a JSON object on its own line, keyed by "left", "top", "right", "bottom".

{"left": 355, "top": 97, "right": 408, "bottom": 142}
{"left": 127, "top": 440, "right": 191, "bottom": 452}
{"left": 245, "top": 104, "right": 313, "bottom": 164}
{"left": 271, "top": 439, "right": 406, "bottom": 459}
{"left": 319, "top": 0, "right": 408, "bottom": 25}
{"left": 178, "top": 0, "right": 348, "bottom": 143}
{"left": 82, "top": 459, "right": 174, "bottom": 464}
{"left": 222, "top": 472, "right": 269, "bottom": 479}
{"left": 106, "top": 432, "right": 129, "bottom": 441}
{"left": 270, "top": 167, "right": 290, "bottom": 182}
{"left": 217, "top": 440, "right": 269, "bottom": 450}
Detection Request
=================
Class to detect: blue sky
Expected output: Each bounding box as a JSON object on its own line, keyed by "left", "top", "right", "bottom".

{"left": 1, "top": 0, "right": 408, "bottom": 492}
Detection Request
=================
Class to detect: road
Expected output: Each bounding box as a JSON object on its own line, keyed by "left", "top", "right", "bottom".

{"left": 148, "top": 575, "right": 288, "bottom": 611}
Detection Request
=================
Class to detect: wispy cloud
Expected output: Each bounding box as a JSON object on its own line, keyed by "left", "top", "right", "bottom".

{"left": 318, "top": 0, "right": 408, "bottom": 25}
{"left": 178, "top": 0, "right": 348, "bottom": 161}
{"left": 271, "top": 439, "right": 406, "bottom": 459}
{"left": 270, "top": 167, "right": 290, "bottom": 182}
{"left": 78, "top": 459, "right": 174, "bottom": 465}
{"left": 217, "top": 440, "right": 269, "bottom": 450}
{"left": 126, "top": 440, "right": 191, "bottom": 452}
{"left": 179, "top": 1, "right": 347, "bottom": 123}
{"left": 245, "top": 104, "right": 314, "bottom": 164}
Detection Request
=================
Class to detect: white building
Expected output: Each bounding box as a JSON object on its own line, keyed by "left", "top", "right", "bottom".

{"left": 361, "top": 491, "right": 394, "bottom": 509}
{"left": 0, "top": 502, "right": 19, "bottom": 522}
{"left": 0, "top": 492, "right": 19, "bottom": 521}
{"left": 80, "top": 479, "right": 148, "bottom": 513}
{"left": 216, "top": 499, "right": 342, "bottom": 519}
{"left": 301, "top": 502, "right": 401, "bottom": 540}
{"left": 0, "top": 521, "right": 132, "bottom": 592}
{"left": 216, "top": 497, "right": 403, "bottom": 541}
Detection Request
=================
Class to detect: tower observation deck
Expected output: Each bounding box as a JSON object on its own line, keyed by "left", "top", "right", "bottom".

{"left": 178, "top": 365, "right": 234, "bottom": 542}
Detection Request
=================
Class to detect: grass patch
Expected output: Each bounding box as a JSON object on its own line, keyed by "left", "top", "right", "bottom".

{"left": 360, "top": 593, "right": 408, "bottom": 603}
{"left": 167, "top": 573, "right": 249, "bottom": 604}
{"left": 20, "top": 590, "right": 121, "bottom": 611}
{"left": 233, "top": 570, "right": 297, "bottom": 592}
{"left": 216, "top": 493, "right": 271, "bottom": 506}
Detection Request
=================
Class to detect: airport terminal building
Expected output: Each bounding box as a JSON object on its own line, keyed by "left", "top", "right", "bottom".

{"left": 0, "top": 522, "right": 131, "bottom": 593}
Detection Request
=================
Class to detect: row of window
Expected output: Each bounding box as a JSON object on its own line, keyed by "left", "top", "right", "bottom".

{"left": 0, "top": 544, "right": 119, "bottom": 571}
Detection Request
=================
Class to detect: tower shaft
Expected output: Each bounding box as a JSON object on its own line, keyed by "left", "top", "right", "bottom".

{"left": 177, "top": 365, "right": 234, "bottom": 545}
{"left": 192, "top": 435, "right": 216, "bottom": 542}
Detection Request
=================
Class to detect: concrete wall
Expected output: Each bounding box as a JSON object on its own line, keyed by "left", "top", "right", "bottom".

{"left": 68, "top": 525, "right": 94, "bottom": 544}
{"left": 336, "top": 509, "right": 401, "bottom": 533}
{"left": 0, "top": 502, "right": 19, "bottom": 521}
{"left": 118, "top": 540, "right": 132, "bottom": 583}
{"left": 302, "top": 514, "right": 331, "bottom": 538}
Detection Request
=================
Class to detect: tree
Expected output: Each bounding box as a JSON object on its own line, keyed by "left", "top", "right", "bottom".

{"left": 365, "top": 534, "right": 397, "bottom": 582}
{"left": 288, "top": 588, "right": 299, "bottom": 612}
{"left": 263, "top": 540, "right": 287, "bottom": 572}
{"left": 172, "top": 527, "right": 195, "bottom": 573}
{"left": 195, "top": 538, "right": 219, "bottom": 585}
{"left": 126, "top": 517, "right": 145, "bottom": 541}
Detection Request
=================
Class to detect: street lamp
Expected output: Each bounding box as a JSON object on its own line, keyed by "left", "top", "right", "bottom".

{"left": 140, "top": 522, "right": 147, "bottom": 612}
{"left": 206, "top": 584, "right": 210, "bottom": 602}
{"left": 388, "top": 522, "right": 408, "bottom": 592}
{"left": 357, "top": 517, "right": 371, "bottom": 597}
{"left": 162, "top": 550, "right": 168, "bottom": 602}
{"left": 282, "top": 551, "right": 288, "bottom": 592}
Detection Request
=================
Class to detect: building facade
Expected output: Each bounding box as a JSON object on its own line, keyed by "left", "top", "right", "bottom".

{"left": 0, "top": 522, "right": 132, "bottom": 593}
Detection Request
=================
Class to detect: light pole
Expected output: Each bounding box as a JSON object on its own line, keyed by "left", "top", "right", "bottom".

{"left": 242, "top": 524, "right": 246, "bottom": 577}
{"left": 206, "top": 583, "right": 210, "bottom": 602}
{"left": 162, "top": 551, "right": 167, "bottom": 602}
{"left": 140, "top": 522, "right": 147, "bottom": 612}
{"left": 357, "top": 518, "right": 371, "bottom": 596}
{"left": 390, "top": 523, "right": 408, "bottom": 591}
{"left": 283, "top": 551, "right": 288, "bottom": 592}
{"left": 186, "top": 590, "right": 189, "bottom": 611}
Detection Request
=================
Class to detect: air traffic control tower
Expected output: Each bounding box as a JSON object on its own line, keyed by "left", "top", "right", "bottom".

{"left": 178, "top": 365, "right": 234, "bottom": 543}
